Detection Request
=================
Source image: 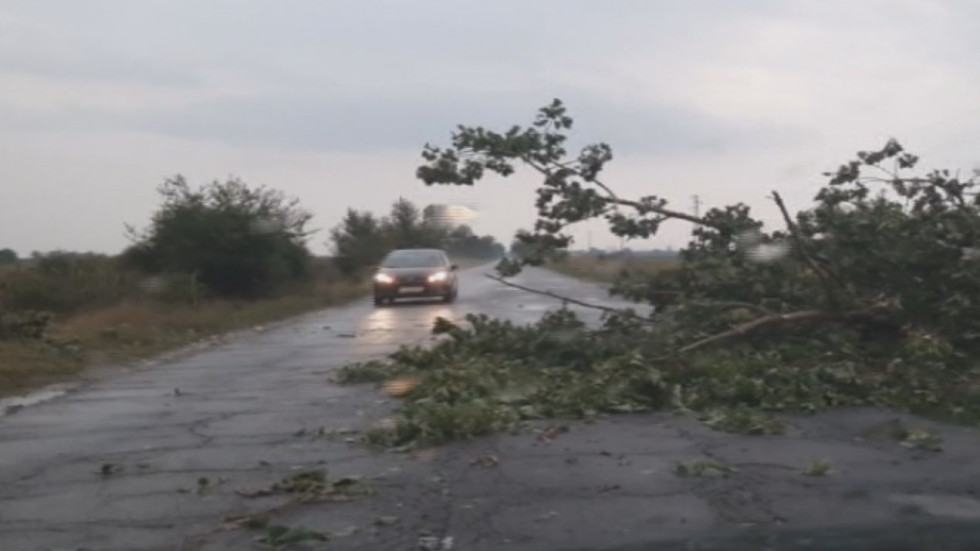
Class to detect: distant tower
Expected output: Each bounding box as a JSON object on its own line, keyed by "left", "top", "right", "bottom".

{"left": 692, "top": 194, "right": 702, "bottom": 218}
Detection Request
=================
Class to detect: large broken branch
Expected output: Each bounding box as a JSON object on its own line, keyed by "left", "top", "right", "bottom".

{"left": 667, "top": 302, "right": 895, "bottom": 358}
{"left": 486, "top": 274, "right": 776, "bottom": 322}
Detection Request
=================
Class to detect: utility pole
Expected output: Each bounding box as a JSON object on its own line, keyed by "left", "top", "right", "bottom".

{"left": 692, "top": 194, "right": 702, "bottom": 218}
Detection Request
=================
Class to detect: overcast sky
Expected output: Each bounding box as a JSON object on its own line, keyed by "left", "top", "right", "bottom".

{"left": 2, "top": 0, "right": 979, "bottom": 255}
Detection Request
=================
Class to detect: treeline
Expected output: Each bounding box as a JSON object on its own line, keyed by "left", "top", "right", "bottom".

{"left": 1, "top": 177, "right": 502, "bottom": 340}
{"left": 329, "top": 197, "right": 504, "bottom": 276}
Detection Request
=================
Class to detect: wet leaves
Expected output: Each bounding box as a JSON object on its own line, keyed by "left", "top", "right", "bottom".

{"left": 674, "top": 459, "right": 738, "bottom": 478}
{"left": 236, "top": 469, "right": 373, "bottom": 503}
{"left": 99, "top": 463, "right": 123, "bottom": 477}
{"left": 700, "top": 407, "right": 785, "bottom": 435}
{"left": 337, "top": 302, "right": 980, "bottom": 450}
{"left": 802, "top": 460, "right": 832, "bottom": 477}
{"left": 901, "top": 429, "right": 943, "bottom": 452}
{"left": 334, "top": 360, "right": 399, "bottom": 384}
{"left": 536, "top": 424, "right": 570, "bottom": 443}
{"left": 224, "top": 512, "right": 271, "bottom": 530}
{"left": 374, "top": 515, "right": 401, "bottom": 526}
{"left": 469, "top": 454, "right": 499, "bottom": 468}
{"left": 254, "top": 524, "right": 329, "bottom": 548}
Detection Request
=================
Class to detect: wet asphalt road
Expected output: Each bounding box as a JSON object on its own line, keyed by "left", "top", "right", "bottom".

{"left": 2, "top": 265, "right": 980, "bottom": 551}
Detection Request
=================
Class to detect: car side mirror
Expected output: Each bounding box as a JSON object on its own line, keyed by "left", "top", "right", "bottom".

{"left": 450, "top": 264, "right": 458, "bottom": 271}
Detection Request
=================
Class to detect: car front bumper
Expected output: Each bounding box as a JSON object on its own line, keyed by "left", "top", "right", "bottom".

{"left": 374, "top": 280, "right": 451, "bottom": 299}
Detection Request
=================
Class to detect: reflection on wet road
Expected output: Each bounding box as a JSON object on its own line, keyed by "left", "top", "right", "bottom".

{"left": 354, "top": 264, "right": 641, "bottom": 346}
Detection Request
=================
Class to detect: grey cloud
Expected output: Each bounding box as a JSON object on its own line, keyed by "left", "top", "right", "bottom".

{"left": 0, "top": 50, "right": 202, "bottom": 87}
{"left": 0, "top": 84, "right": 812, "bottom": 158}
{"left": 124, "top": 89, "right": 812, "bottom": 157}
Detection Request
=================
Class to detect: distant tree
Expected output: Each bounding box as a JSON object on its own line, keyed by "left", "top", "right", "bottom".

{"left": 382, "top": 197, "right": 442, "bottom": 249}
{"left": 328, "top": 198, "right": 503, "bottom": 274}
{"left": 329, "top": 209, "right": 388, "bottom": 276}
{"left": 124, "top": 176, "right": 312, "bottom": 298}
{"left": 443, "top": 225, "right": 503, "bottom": 259}
{"left": 0, "top": 248, "right": 17, "bottom": 265}
{"left": 509, "top": 238, "right": 536, "bottom": 259}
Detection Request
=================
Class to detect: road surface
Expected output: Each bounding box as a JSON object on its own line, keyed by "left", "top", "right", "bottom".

{"left": 1, "top": 265, "right": 980, "bottom": 550}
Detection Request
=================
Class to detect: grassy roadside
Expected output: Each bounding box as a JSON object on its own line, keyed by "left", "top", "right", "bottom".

{"left": 545, "top": 254, "right": 680, "bottom": 284}
{"left": 0, "top": 279, "right": 370, "bottom": 396}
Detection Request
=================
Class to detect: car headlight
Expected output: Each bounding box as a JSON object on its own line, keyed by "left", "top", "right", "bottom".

{"left": 428, "top": 271, "right": 448, "bottom": 283}
{"left": 374, "top": 273, "right": 394, "bottom": 284}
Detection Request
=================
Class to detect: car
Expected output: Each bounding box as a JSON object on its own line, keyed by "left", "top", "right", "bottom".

{"left": 372, "top": 248, "right": 459, "bottom": 305}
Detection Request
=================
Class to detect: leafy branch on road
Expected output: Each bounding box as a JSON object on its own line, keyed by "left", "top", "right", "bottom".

{"left": 336, "top": 99, "right": 980, "bottom": 447}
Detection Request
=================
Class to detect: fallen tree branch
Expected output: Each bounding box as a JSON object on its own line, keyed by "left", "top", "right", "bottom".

{"left": 484, "top": 273, "right": 653, "bottom": 323}
{"left": 668, "top": 302, "right": 895, "bottom": 358}
{"left": 488, "top": 273, "right": 778, "bottom": 322}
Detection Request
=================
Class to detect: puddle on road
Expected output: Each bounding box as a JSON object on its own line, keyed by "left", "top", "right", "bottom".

{"left": 0, "top": 384, "right": 74, "bottom": 416}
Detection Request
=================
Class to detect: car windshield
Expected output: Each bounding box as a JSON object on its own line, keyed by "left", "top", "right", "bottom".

{"left": 381, "top": 251, "right": 444, "bottom": 268}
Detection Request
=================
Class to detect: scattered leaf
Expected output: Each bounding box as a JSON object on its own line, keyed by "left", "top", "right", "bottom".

{"left": 100, "top": 463, "right": 123, "bottom": 477}
{"left": 802, "top": 460, "right": 832, "bottom": 477}
{"left": 374, "top": 515, "right": 400, "bottom": 526}
{"left": 901, "top": 429, "right": 943, "bottom": 451}
{"left": 469, "top": 454, "right": 499, "bottom": 468}
{"left": 674, "top": 459, "right": 738, "bottom": 478}
{"left": 254, "top": 524, "right": 329, "bottom": 548}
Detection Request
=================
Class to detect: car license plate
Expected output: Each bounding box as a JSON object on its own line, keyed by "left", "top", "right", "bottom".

{"left": 399, "top": 286, "right": 425, "bottom": 294}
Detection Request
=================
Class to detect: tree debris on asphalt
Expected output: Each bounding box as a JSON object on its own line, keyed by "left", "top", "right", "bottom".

{"left": 335, "top": 104, "right": 980, "bottom": 449}
{"left": 235, "top": 469, "right": 373, "bottom": 503}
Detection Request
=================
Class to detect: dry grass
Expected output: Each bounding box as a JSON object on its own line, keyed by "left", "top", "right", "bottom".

{"left": 546, "top": 254, "right": 680, "bottom": 284}
{"left": 0, "top": 341, "right": 84, "bottom": 395}
{"left": 0, "top": 279, "right": 370, "bottom": 396}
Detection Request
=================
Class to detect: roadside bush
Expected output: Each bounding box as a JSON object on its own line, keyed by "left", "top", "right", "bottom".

{"left": 125, "top": 176, "right": 313, "bottom": 298}
{"left": 0, "top": 311, "right": 52, "bottom": 340}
